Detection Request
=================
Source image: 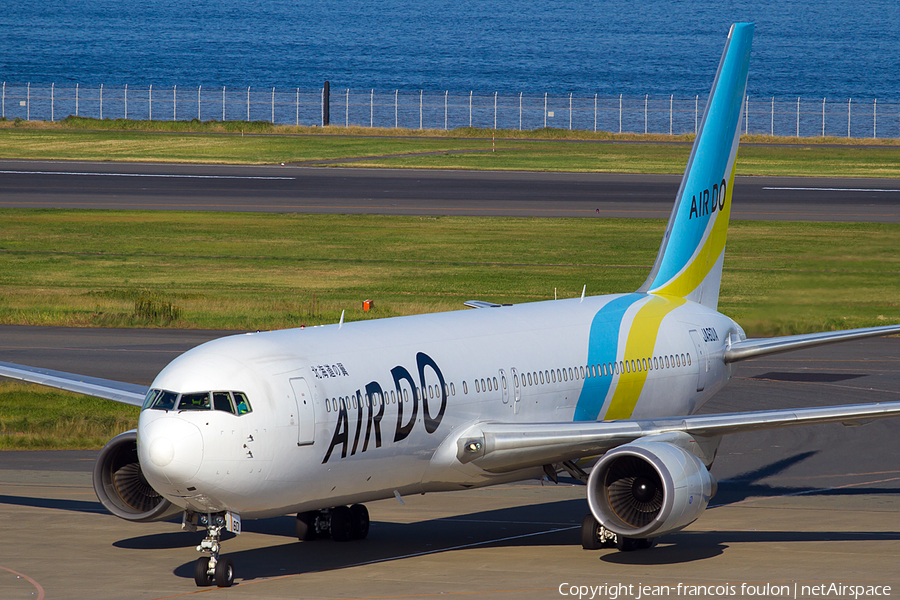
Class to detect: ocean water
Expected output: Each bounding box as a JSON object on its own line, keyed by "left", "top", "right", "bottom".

{"left": 1, "top": 0, "right": 898, "bottom": 99}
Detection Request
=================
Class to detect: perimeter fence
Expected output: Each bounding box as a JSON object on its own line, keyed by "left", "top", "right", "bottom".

{"left": 2, "top": 82, "right": 899, "bottom": 140}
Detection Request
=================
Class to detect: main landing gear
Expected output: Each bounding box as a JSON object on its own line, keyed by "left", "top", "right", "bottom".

{"left": 296, "top": 504, "right": 370, "bottom": 542}
{"left": 191, "top": 512, "right": 235, "bottom": 588}
{"left": 581, "top": 514, "right": 654, "bottom": 552}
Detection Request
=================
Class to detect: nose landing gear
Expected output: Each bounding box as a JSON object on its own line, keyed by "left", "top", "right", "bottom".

{"left": 189, "top": 512, "right": 236, "bottom": 588}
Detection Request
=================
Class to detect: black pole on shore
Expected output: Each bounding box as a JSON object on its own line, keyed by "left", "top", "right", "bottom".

{"left": 323, "top": 81, "right": 330, "bottom": 126}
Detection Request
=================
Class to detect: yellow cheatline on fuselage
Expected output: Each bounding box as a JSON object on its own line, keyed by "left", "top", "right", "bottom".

{"left": 602, "top": 294, "right": 687, "bottom": 420}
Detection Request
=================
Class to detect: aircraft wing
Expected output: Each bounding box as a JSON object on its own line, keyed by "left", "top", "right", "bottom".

{"left": 0, "top": 360, "right": 147, "bottom": 407}
{"left": 455, "top": 400, "right": 900, "bottom": 473}
{"left": 724, "top": 324, "right": 900, "bottom": 363}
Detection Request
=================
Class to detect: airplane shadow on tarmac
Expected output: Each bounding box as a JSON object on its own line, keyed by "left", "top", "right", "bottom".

{"left": 1, "top": 450, "right": 897, "bottom": 580}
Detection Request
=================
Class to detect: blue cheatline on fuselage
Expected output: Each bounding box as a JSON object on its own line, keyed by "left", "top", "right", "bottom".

{"left": 572, "top": 293, "right": 645, "bottom": 421}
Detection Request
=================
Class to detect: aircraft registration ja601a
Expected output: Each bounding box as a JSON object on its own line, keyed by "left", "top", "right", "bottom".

{"left": 3, "top": 22, "right": 900, "bottom": 589}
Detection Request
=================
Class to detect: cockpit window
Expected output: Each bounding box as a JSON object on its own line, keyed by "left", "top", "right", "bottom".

{"left": 143, "top": 389, "right": 251, "bottom": 415}
{"left": 233, "top": 392, "right": 252, "bottom": 415}
{"left": 213, "top": 392, "right": 234, "bottom": 414}
{"left": 146, "top": 389, "right": 178, "bottom": 411}
{"left": 178, "top": 392, "right": 211, "bottom": 411}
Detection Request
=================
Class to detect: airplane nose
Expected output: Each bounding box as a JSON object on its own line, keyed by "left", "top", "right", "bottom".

{"left": 141, "top": 416, "right": 204, "bottom": 486}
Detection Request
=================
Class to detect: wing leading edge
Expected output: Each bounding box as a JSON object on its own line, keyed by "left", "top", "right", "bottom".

{"left": 454, "top": 400, "right": 900, "bottom": 473}
{"left": 0, "top": 361, "right": 147, "bottom": 406}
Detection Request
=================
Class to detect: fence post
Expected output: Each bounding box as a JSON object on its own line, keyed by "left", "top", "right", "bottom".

{"left": 494, "top": 91, "right": 498, "bottom": 130}
{"left": 771, "top": 97, "right": 774, "bottom": 135}
{"left": 246, "top": 86, "right": 250, "bottom": 121}
{"left": 148, "top": 84, "right": 151, "bottom": 121}
{"left": 796, "top": 97, "right": 800, "bottom": 137}
{"left": 822, "top": 97, "right": 825, "bottom": 137}
{"left": 469, "top": 91, "right": 472, "bottom": 127}
{"left": 847, "top": 97, "right": 851, "bottom": 138}
{"left": 370, "top": 89, "right": 374, "bottom": 128}
{"left": 51, "top": 82, "right": 54, "bottom": 122}
{"left": 544, "top": 92, "right": 547, "bottom": 128}
{"left": 644, "top": 94, "right": 648, "bottom": 134}
{"left": 519, "top": 92, "right": 523, "bottom": 131}
{"left": 873, "top": 98, "right": 877, "bottom": 138}
{"left": 1, "top": 82, "right": 4, "bottom": 118}
{"left": 198, "top": 85, "right": 202, "bottom": 121}
{"left": 444, "top": 90, "right": 448, "bottom": 130}
{"left": 222, "top": 86, "right": 226, "bottom": 122}
{"left": 594, "top": 93, "right": 597, "bottom": 132}
{"left": 124, "top": 84, "right": 128, "bottom": 119}
{"left": 76, "top": 83, "right": 79, "bottom": 116}
{"left": 419, "top": 90, "right": 423, "bottom": 130}
{"left": 272, "top": 87, "right": 275, "bottom": 124}
{"left": 568, "top": 92, "right": 572, "bottom": 130}
{"left": 346, "top": 88, "right": 349, "bottom": 127}
{"left": 297, "top": 88, "right": 300, "bottom": 126}
{"left": 670, "top": 94, "right": 673, "bottom": 135}
{"left": 26, "top": 82, "right": 30, "bottom": 121}
{"left": 173, "top": 85, "right": 176, "bottom": 121}
{"left": 99, "top": 83, "right": 102, "bottom": 120}
{"left": 695, "top": 95, "right": 699, "bottom": 134}
{"left": 395, "top": 90, "right": 398, "bottom": 128}
{"left": 619, "top": 94, "right": 622, "bottom": 134}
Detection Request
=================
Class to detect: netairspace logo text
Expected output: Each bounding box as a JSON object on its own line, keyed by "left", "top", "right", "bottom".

{"left": 558, "top": 582, "right": 892, "bottom": 600}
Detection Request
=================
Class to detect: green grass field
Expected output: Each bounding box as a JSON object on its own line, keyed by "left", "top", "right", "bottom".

{"left": 2, "top": 210, "right": 898, "bottom": 335}
{"left": 2, "top": 118, "right": 900, "bottom": 177}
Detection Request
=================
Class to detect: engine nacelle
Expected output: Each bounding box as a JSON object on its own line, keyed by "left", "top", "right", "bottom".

{"left": 92, "top": 430, "right": 182, "bottom": 522}
{"left": 587, "top": 439, "right": 716, "bottom": 538}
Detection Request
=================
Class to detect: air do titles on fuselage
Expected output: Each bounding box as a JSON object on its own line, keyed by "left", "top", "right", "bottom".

{"left": 689, "top": 178, "right": 728, "bottom": 220}
{"left": 322, "top": 352, "right": 448, "bottom": 464}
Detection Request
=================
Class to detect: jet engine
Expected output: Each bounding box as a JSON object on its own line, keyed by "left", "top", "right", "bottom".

{"left": 92, "top": 430, "right": 182, "bottom": 522}
{"left": 586, "top": 439, "right": 716, "bottom": 538}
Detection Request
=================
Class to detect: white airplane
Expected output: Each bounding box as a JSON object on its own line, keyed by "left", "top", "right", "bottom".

{"left": 2, "top": 22, "right": 900, "bottom": 589}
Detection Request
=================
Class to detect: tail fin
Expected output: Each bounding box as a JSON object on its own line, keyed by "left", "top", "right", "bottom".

{"left": 638, "top": 23, "right": 753, "bottom": 309}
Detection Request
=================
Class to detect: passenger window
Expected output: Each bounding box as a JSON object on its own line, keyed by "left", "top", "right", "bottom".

{"left": 178, "top": 392, "right": 210, "bottom": 411}
{"left": 493, "top": 377, "right": 499, "bottom": 389}
{"left": 475, "top": 380, "right": 481, "bottom": 392}
{"left": 654, "top": 357, "right": 659, "bottom": 369}
{"left": 463, "top": 381, "right": 468, "bottom": 394}
{"left": 580, "top": 366, "right": 585, "bottom": 379}
{"left": 213, "top": 392, "right": 235, "bottom": 414}
{"left": 551, "top": 370, "right": 556, "bottom": 383}
{"left": 326, "top": 400, "right": 331, "bottom": 413}
{"left": 676, "top": 355, "right": 681, "bottom": 367}
{"left": 449, "top": 383, "right": 454, "bottom": 396}
{"left": 687, "top": 354, "right": 691, "bottom": 366}
{"left": 404, "top": 389, "right": 409, "bottom": 403}
{"left": 527, "top": 373, "right": 533, "bottom": 385}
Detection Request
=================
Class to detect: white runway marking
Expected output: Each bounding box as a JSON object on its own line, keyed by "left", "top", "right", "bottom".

{"left": 0, "top": 170, "right": 294, "bottom": 180}
{"left": 763, "top": 187, "right": 900, "bottom": 192}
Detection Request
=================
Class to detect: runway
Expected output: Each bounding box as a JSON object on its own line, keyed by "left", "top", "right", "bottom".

{"left": 1, "top": 160, "right": 899, "bottom": 221}
{"left": 1, "top": 326, "right": 899, "bottom": 599}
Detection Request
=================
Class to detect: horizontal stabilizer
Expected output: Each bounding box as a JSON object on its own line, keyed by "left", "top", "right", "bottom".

{"left": 724, "top": 324, "right": 900, "bottom": 363}
{"left": 0, "top": 361, "right": 147, "bottom": 406}
{"left": 464, "top": 300, "right": 504, "bottom": 309}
